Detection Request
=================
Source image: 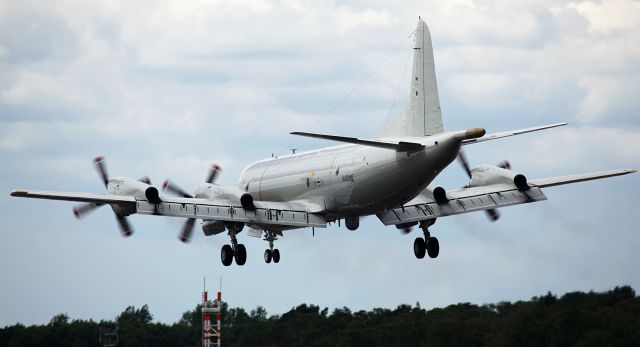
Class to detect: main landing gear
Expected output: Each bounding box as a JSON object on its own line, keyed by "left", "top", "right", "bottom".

{"left": 221, "top": 223, "right": 247, "bottom": 266}
{"left": 263, "top": 230, "right": 280, "bottom": 264}
{"left": 414, "top": 219, "right": 439, "bottom": 259}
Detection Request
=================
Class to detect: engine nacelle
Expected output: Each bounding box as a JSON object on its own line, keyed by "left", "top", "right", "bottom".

{"left": 433, "top": 186, "right": 448, "bottom": 204}
{"left": 240, "top": 193, "right": 256, "bottom": 210}
{"left": 195, "top": 184, "right": 257, "bottom": 209}
{"left": 469, "top": 165, "right": 529, "bottom": 190}
{"left": 202, "top": 220, "right": 226, "bottom": 236}
{"left": 513, "top": 174, "right": 529, "bottom": 191}
{"left": 345, "top": 216, "right": 359, "bottom": 231}
{"left": 145, "top": 187, "right": 161, "bottom": 204}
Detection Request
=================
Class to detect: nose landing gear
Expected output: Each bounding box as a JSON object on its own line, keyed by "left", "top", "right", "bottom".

{"left": 413, "top": 219, "right": 439, "bottom": 259}
{"left": 263, "top": 230, "right": 280, "bottom": 264}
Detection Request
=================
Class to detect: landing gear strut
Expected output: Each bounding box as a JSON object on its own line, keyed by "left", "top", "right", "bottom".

{"left": 263, "top": 230, "right": 280, "bottom": 264}
{"left": 414, "top": 219, "right": 439, "bottom": 259}
{"left": 221, "top": 223, "right": 247, "bottom": 266}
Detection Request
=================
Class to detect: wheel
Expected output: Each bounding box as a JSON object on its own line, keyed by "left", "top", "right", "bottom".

{"left": 234, "top": 244, "right": 247, "bottom": 266}
{"left": 221, "top": 244, "right": 234, "bottom": 266}
{"left": 264, "top": 249, "right": 272, "bottom": 263}
{"left": 272, "top": 249, "right": 280, "bottom": 263}
{"left": 413, "top": 238, "right": 426, "bottom": 259}
{"left": 427, "top": 237, "right": 439, "bottom": 258}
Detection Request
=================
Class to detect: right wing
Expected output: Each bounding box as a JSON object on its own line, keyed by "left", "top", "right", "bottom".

{"left": 377, "top": 184, "right": 547, "bottom": 226}
{"left": 377, "top": 168, "right": 635, "bottom": 226}
{"left": 529, "top": 169, "right": 636, "bottom": 188}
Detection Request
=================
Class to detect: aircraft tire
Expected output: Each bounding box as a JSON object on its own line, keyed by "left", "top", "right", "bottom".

{"left": 414, "top": 238, "right": 426, "bottom": 259}
{"left": 235, "top": 244, "right": 247, "bottom": 266}
{"left": 264, "top": 249, "right": 272, "bottom": 263}
{"left": 427, "top": 237, "right": 439, "bottom": 258}
{"left": 221, "top": 244, "right": 234, "bottom": 266}
{"left": 272, "top": 249, "right": 281, "bottom": 263}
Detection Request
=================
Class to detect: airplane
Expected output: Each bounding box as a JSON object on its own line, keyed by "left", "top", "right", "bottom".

{"left": 11, "top": 19, "right": 636, "bottom": 266}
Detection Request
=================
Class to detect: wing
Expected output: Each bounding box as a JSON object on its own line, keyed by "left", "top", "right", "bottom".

{"left": 377, "top": 168, "right": 635, "bottom": 226}
{"left": 11, "top": 189, "right": 326, "bottom": 228}
{"left": 10, "top": 189, "right": 136, "bottom": 205}
{"left": 136, "top": 196, "right": 326, "bottom": 228}
{"left": 377, "top": 184, "right": 546, "bottom": 226}
{"left": 529, "top": 169, "right": 636, "bottom": 188}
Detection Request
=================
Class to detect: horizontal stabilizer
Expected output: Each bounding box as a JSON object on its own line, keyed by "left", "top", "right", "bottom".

{"left": 530, "top": 169, "right": 636, "bottom": 188}
{"left": 290, "top": 132, "right": 424, "bottom": 151}
{"left": 462, "top": 122, "right": 567, "bottom": 145}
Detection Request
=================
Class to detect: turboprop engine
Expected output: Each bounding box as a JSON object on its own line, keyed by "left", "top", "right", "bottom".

{"left": 195, "top": 184, "right": 256, "bottom": 210}
{"left": 468, "top": 165, "right": 530, "bottom": 191}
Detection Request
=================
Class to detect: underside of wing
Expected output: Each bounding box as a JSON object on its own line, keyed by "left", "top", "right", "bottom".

{"left": 377, "top": 184, "right": 546, "bottom": 226}
{"left": 136, "top": 196, "right": 326, "bottom": 228}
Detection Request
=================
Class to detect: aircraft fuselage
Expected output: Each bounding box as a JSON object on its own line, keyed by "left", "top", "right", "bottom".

{"left": 237, "top": 132, "right": 463, "bottom": 219}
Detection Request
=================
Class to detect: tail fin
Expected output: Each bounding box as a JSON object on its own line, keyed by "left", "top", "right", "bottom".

{"left": 380, "top": 19, "right": 443, "bottom": 138}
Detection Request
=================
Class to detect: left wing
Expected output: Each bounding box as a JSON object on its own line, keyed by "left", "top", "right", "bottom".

{"left": 10, "top": 189, "right": 136, "bottom": 205}
{"left": 11, "top": 189, "right": 326, "bottom": 228}
{"left": 377, "top": 168, "right": 634, "bottom": 226}
{"left": 136, "top": 196, "right": 326, "bottom": 228}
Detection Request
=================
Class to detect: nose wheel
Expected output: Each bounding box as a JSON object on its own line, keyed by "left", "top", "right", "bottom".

{"left": 414, "top": 220, "right": 439, "bottom": 259}
{"left": 263, "top": 231, "right": 280, "bottom": 264}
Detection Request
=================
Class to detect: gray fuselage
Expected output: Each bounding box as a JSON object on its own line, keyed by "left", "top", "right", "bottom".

{"left": 237, "top": 133, "right": 462, "bottom": 220}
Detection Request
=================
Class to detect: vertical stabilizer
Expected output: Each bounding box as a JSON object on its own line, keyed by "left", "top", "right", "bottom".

{"left": 380, "top": 19, "right": 443, "bottom": 137}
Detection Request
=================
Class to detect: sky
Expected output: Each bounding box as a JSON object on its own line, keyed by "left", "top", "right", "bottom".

{"left": 1, "top": 0, "right": 639, "bottom": 326}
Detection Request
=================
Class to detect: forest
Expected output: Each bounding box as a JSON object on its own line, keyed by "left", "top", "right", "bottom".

{"left": 1, "top": 285, "right": 638, "bottom": 347}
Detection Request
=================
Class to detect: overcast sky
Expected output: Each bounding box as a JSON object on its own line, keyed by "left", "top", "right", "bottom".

{"left": 1, "top": 0, "right": 639, "bottom": 326}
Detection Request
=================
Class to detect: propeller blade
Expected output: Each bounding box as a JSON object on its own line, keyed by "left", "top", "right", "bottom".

{"left": 457, "top": 150, "right": 472, "bottom": 179}
{"left": 206, "top": 164, "right": 221, "bottom": 184}
{"left": 115, "top": 215, "right": 133, "bottom": 237}
{"left": 497, "top": 160, "right": 511, "bottom": 170}
{"left": 94, "top": 156, "right": 109, "bottom": 188}
{"left": 139, "top": 176, "right": 152, "bottom": 185}
{"left": 162, "top": 180, "right": 194, "bottom": 198}
{"left": 485, "top": 208, "right": 501, "bottom": 222}
{"left": 179, "top": 218, "right": 196, "bottom": 243}
{"left": 73, "top": 203, "right": 104, "bottom": 219}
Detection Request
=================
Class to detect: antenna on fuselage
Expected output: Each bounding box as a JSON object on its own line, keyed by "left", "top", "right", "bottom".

{"left": 291, "top": 148, "right": 298, "bottom": 154}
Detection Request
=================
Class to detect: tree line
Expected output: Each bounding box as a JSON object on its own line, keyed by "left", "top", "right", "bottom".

{"left": 1, "top": 286, "right": 638, "bottom": 346}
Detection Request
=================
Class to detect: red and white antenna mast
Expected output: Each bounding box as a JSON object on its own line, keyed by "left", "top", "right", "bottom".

{"left": 202, "top": 276, "right": 222, "bottom": 347}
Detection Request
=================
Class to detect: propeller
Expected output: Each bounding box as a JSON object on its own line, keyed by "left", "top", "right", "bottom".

{"left": 457, "top": 150, "right": 501, "bottom": 222}
{"left": 163, "top": 164, "right": 222, "bottom": 243}
{"left": 72, "top": 156, "right": 143, "bottom": 237}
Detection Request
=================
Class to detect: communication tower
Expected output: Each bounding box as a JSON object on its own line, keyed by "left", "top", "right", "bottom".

{"left": 202, "top": 286, "right": 222, "bottom": 347}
